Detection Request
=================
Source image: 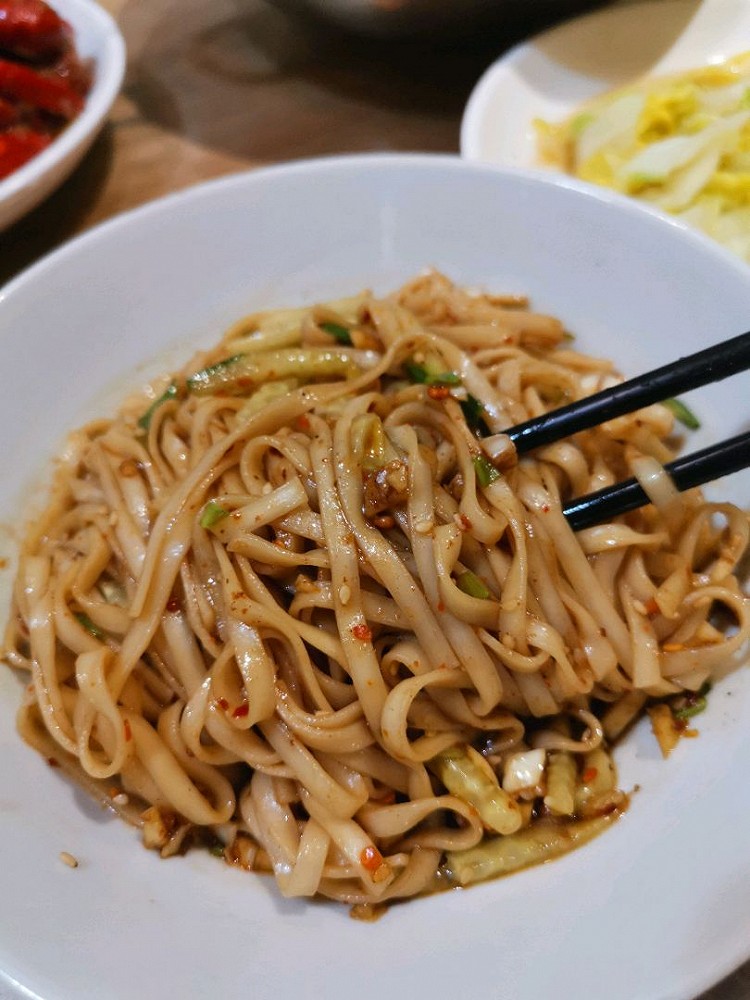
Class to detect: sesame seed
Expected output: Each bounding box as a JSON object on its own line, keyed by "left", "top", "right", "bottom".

{"left": 414, "top": 518, "right": 434, "bottom": 535}
{"left": 338, "top": 584, "right": 352, "bottom": 606}
{"left": 112, "top": 793, "right": 130, "bottom": 807}
{"left": 59, "top": 851, "right": 79, "bottom": 869}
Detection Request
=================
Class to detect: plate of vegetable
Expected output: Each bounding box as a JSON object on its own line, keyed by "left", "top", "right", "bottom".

{"left": 0, "top": 0, "right": 125, "bottom": 231}
{"left": 460, "top": 0, "right": 750, "bottom": 262}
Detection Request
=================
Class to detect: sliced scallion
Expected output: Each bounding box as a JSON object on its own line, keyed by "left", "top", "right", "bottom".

{"left": 200, "top": 500, "right": 229, "bottom": 529}
{"left": 404, "top": 361, "right": 428, "bottom": 384}
{"left": 404, "top": 360, "right": 461, "bottom": 387}
{"left": 138, "top": 383, "right": 178, "bottom": 431}
{"left": 457, "top": 571, "right": 491, "bottom": 600}
{"left": 672, "top": 697, "right": 708, "bottom": 720}
{"left": 320, "top": 321, "right": 353, "bottom": 346}
{"left": 429, "top": 371, "right": 461, "bottom": 386}
{"left": 672, "top": 680, "right": 711, "bottom": 720}
{"left": 460, "top": 394, "right": 489, "bottom": 435}
{"left": 74, "top": 612, "right": 104, "bottom": 640}
{"left": 664, "top": 397, "right": 700, "bottom": 430}
{"left": 472, "top": 454, "right": 500, "bottom": 487}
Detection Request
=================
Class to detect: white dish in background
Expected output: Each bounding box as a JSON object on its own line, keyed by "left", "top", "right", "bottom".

{"left": 2, "top": 155, "right": 750, "bottom": 1000}
{"left": 0, "top": 0, "right": 126, "bottom": 231}
{"left": 461, "top": 0, "right": 750, "bottom": 169}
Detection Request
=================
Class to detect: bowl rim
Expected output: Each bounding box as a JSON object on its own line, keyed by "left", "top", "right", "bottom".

{"left": 3, "top": 151, "right": 750, "bottom": 299}
{"left": 0, "top": 0, "right": 126, "bottom": 206}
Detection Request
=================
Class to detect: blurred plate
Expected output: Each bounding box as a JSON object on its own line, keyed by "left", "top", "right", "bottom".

{"left": 2, "top": 155, "right": 750, "bottom": 1000}
{"left": 0, "top": 0, "right": 126, "bottom": 231}
{"left": 461, "top": 0, "right": 750, "bottom": 168}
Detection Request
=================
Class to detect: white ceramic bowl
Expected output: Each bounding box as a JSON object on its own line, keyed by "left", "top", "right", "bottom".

{"left": 1, "top": 155, "right": 750, "bottom": 1000}
{"left": 0, "top": 0, "right": 126, "bottom": 231}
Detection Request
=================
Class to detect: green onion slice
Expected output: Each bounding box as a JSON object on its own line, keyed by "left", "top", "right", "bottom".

{"left": 672, "top": 681, "right": 711, "bottom": 719}
{"left": 429, "top": 371, "right": 462, "bottom": 386}
{"left": 404, "top": 360, "right": 461, "bottom": 387}
{"left": 200, "top": 500, "right": 229, "bottom": 529}
{"left": 138, "top": 383, "right": 178, "bottom": 431}
{"left": 74, "top": 612, "right": 104, "bottom": 640}
{"left": 320, "top": 321, "right": 353, "bottom": 346}
{"left": 472, "top": 454, "right": 500, "bottom": 487}
{"left": 404, "top": 361, "right": 428, "bottom": 383}
{"left": 460, "top": 394, "right": 489, "bottom": 435}
{"left": 673, "top": 698, "right": 708, "bottom": 720}
{"left": 457, "top": 571, "right": 491, "bottom": 600}
{"left": 664, "top": 397, "right": 700, "bottom": 430}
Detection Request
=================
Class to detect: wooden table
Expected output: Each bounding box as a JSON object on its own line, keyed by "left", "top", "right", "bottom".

{"left": 0, "top": 0, "right": 595, "bottom": 284}
{"left": 1, "top": 1, "right": 748, "bottom": 996}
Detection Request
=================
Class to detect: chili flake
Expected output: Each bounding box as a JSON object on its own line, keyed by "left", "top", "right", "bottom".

{"left": 427, "top": 385, "right": 451, "bottom": 401}
{"left": 360, "top": 845, "right": 384, "bottom": 872}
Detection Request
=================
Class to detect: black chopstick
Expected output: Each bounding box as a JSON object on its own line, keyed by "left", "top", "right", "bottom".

{"left": 562, "top": 430, "right": 750, "bottom": 531}
{"left": 506, "top": 331, "right": 750, "bottom": 455}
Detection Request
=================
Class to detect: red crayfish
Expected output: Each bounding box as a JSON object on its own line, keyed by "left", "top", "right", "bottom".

{"left": 0, "top": 0, "right": 91, "bottom": 180}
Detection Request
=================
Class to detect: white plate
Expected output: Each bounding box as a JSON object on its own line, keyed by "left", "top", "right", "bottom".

{"left": 0, "top": 0, "right": 126, "bottom": 231}
{"left": 461, "top": 0, "right": 750, "bottom": 170}
{"left": 2, "top": 155, "right": 750, "bottom": 1000}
